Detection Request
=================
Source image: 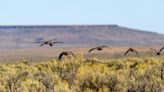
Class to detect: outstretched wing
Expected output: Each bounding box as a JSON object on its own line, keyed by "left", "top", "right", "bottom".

{"left": 134, "top": 50, "right": 139, "bottom": 56}
{"left": 58, "top": 51, "right": 76, "bottom": 60}
{"left": 35, "top": 41, "right": 44, "bottom": 43}
{"left": 39, "top": 43, "right": 45, "bottom": 47}
{"left": 150, "top": 48, "right": 158, "bottom": 53}
{"left": 58, "top": 53, "right": 64, "bottom": 60}
{"left": 67, "top": 51, "right": 75, "bottom": 57}
{"left": 52, "top": 41, "right": 64, "bottom": 44}
{"left": 68, "top": 51, "right": 78, "bottom": 60}
{"left": 124, "top": 49, "right": 131, "bottom": 56}
{"left": 124, "top": 48, "right": 139, "bottom": 56}
{"left": 88, "top": 48, "right": 97, "bottom": 53}
{"left": 101, "top": 45, "right": 111, "bottom": 49}
{"left": 158, "top": 47, "right": 164, "bottom": 54}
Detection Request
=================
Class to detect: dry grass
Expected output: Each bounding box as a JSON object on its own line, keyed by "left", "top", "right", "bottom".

{"left": 0, "top": 53, "right": 164, "bottom": 92}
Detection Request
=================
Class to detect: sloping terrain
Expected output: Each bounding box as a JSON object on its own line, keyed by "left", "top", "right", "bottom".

{"left": 0, "top": 25, "right": 164, "bottom": 49}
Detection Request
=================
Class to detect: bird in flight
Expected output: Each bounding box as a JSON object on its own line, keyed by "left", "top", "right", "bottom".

{"left": 58, "top": 51, "right": 77, "bottom": 61}
{"left": 124, "top": 48, "right": 139, "bottom": 56}
{"left": 150, "top": 47, "right": 164, "bottom": 55}
{"left": 88, "top": 45, "right": 111, "bottom": 53}
{"left": 35, "top": 38, "right": 63, "bottom": 47}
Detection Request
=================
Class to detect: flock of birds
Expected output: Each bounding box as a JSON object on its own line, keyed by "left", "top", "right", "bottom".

{"left": 35, "top": 38, "right": 164, "bottom": 61}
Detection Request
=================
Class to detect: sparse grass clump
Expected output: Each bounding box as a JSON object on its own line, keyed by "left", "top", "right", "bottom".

{"left": 0, "top": 55, "right": 164, "bottom": 92}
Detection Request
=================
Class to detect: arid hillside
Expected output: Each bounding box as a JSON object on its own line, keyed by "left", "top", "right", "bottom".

{"left": 0, "top": 25, "right": 164, "bottom": 50}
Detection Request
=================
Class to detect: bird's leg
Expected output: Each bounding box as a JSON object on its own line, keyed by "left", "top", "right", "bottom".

{"left": 49, "top": 43, "right": 53, "bottom": 46}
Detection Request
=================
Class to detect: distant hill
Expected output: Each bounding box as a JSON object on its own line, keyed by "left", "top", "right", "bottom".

{"left": 0, "top": 25, "right": 164, "bottom": 49}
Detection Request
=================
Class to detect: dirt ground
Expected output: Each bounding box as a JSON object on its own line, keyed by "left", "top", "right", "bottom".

{"left": 0, "top": 46, "right": 160, "bottom": 63}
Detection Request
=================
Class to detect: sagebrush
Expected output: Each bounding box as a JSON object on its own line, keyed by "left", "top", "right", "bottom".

{"left": 0, "top": 55, "right": 164, "bottom": 92}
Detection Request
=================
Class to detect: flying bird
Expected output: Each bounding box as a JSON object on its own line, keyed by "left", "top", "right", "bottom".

{"left": 35, "top": 38, "right": 63, "bottom": 47}
{"left": 58, "top": 51, "right": 77, "bottom": 61}
{"left": 124, "top": 48, "right": 139, "bottom": 56}
{"left": 88, "top": 45, "right": 111, "bottom": 53}
{"left": 150, "top": 47, "right": 164, "bottom": 55}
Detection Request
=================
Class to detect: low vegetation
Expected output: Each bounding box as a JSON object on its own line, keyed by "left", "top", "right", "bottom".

{"left": 0, "top": 54, "right": 164, "bottom": 92}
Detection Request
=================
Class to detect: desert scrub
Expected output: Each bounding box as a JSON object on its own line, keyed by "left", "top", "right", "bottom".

{"left": 0, "top": 56, "right": 164, "bottom": 92}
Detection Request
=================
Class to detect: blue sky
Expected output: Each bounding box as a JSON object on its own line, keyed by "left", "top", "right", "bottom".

{"left": 0, "top": 0, "right": 164, "bottom": 34}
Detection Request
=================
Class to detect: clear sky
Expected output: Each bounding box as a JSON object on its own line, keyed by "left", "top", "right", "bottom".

{"left": 0, "top": 0, "right": 164, "bottom": 34}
